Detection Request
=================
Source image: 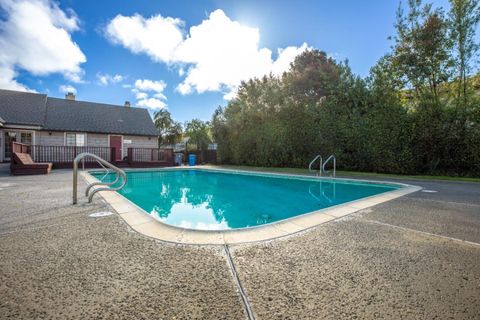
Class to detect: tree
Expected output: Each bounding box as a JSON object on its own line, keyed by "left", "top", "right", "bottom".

{"left": 208, "top": 2, "right": 480, "bottom": 177}
{"left": 391, "top": 0, "right": 452, "bottom": 100}
{"left": 184, "top": 119, "right": 212, "bottom": 151}
{"left": 153, "top": 110, "right": 183, "bottom": 145}
{"left": 211, "top": 106, "right": 231, "bottom": 162}
{"left": 448, "top": 0, "right": 480, "bottom": 105}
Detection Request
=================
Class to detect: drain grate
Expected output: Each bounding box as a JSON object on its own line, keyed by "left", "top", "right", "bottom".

{"left": 89, "top": 211, "right": 114, "bottom": 218}
{"left": 421, "top": 190, "right": 438, "bottom": 193}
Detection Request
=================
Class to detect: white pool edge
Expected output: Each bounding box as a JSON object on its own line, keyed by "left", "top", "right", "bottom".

{"left": 80, "top": 166, "right": 422, "bottom": 245}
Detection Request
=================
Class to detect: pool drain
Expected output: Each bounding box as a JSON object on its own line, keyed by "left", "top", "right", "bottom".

{"left": 89, "top": 211, "right": 114, "bottom": 218}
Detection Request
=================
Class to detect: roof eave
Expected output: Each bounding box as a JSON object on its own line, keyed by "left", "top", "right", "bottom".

{"left": 41, "top": 127, "right": 159, "bottom": 137}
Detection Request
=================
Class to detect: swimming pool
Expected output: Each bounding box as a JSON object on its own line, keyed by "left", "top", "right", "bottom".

{"left": 92, "top": 169, "right": 401, "bottom": 231}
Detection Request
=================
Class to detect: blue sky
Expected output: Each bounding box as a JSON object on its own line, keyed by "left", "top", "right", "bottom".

{"left": 0, "top": 0, "right": 452, "bottom": 122}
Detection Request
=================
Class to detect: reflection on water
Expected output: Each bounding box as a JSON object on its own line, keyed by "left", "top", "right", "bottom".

{"left": 152, "top": 187, "right": 229, "bottom": 230}
{"left": 308, "top": 180, "right": 336, "bottom": 205}
{"left": 94, "top": 170, "right": 397, "bottom": 230}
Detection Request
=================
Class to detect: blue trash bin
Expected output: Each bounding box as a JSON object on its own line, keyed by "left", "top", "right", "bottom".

{"left": 188, "top": 154, "right": 196, "bottom": 166}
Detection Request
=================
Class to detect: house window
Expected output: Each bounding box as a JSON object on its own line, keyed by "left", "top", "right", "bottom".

{"left": 66, "top": 133, "right": 85, "bottom": 146}
{"left": 20, "top": 132, "right": 32, "bottom": 145}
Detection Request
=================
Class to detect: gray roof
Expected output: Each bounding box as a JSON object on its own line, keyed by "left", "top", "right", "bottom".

{"left": 44, "top": 98, "right": 159, "bottom": 136}
{"left": 0, "top": 89, "right": 47, "bottom": 126}
{"left": 0, "top": 89, "right": 158, "bottom": 136}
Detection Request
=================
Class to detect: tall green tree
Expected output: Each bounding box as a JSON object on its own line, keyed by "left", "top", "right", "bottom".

{"left": 392, "top": 0, "right": 452, "bottom": 100}
{"left": 184, "top": 119, "right": 212, "bottom": 151}
{"left": 153, "top": 110, "right": 183, "bottom": 145}
{"left": 448, "top": 0, "right": 480, "bottom": 105}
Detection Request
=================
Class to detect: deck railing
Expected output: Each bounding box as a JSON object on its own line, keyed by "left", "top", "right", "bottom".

{"left": 10, "top": 143, "right": 185, "bottom": 169}
{"left": 127, "top": 147, "right": 174, "bottom": 167}
{"left": 11, "top": 141, "right": 30, "bottom": 154}
{"left": 11, "top": 142, "right": 115, "bottom": 168}
{"left": 31, "top": 145, "right": 115, "bottom": 166}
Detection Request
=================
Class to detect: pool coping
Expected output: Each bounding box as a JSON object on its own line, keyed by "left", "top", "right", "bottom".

{"left": 80, "top": 166, "right": 422, "bottom": 245}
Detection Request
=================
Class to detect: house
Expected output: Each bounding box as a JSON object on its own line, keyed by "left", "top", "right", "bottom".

{"left": 0, "top": 89, "right": 158, "bottom": 163}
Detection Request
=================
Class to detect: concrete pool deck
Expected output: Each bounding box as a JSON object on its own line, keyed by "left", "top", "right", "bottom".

{"left": 1, "top": 165, "right": 479, "bottom": 319}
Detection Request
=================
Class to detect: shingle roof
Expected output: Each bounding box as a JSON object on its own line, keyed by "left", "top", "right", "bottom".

{"left": 45, "top": 98, "right": 159, "bottom": 136}
{"left": 0, "top": 89, "right": 47, "bottom": 126}
{"left": 0, "top": 89, "right": 159, "bottom": 136}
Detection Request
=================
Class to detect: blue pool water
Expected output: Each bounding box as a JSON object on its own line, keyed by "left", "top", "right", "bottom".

{"left": 92, "top": 169, "right": 399, "bottom": 230}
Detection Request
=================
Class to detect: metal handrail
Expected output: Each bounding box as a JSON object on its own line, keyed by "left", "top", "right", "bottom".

{"left": 84, "top": 157, "right": 115, "bottom": 196}
{"left": 73, "top": 152, "right": 127, "bottom": 204}
{"left": 84, "top": 172, "right": 120, "bottom": 197}
{"left": 322, "top": 155, "right": 336, "bottom": 177}
{"left": 309, "top": 155, "right": 322, "bottom": 176}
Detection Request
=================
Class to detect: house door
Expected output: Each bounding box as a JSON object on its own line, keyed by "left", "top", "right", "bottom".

{"left": 109, "top": 135, "right": 123, "bottom": 161}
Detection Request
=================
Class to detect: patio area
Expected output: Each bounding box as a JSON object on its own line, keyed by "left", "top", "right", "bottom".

{"left": 0, "top": 166, "right": 479, "bottom": 319}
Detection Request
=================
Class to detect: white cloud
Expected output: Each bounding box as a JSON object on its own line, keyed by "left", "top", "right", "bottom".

{"left": 136, "top": 97, "right": 166, "bottom": 110}
{"left": 134, "top": 79, "right": 166, "bottom": 92}
{"left": 105, "top": 9, "right": 309, "bottom": 99}
{"left": 113, "top": 74, "right": 123, "bottom": 82}
{"left": 105, "top": 13, "right": 184, "bottom": 63}
{"left": 131, "top": 78, "right": 167, "bottom": 110}
{"left": 0, "top": 63, "right": 32, "bottom": 91}
{"left": 96, "top": 73, "right": 125, "bottom": 85}
{"left": 271, "top": 45, "right": 310, "bottom": 76}
{"left": 135, "top": 91, "right": 148, "bottom": 99}
{"left": 153, "top": 92, "right": 167, "bottom": 100}
{"left": 59, "top": 84, "right": 76, "bottom": 94}
{"left": 0, "top": 0, "right": 86, "bottom": 91}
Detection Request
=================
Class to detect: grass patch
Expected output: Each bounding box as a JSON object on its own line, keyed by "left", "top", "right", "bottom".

{"left": 212, "top": 165, "right": 480, "bottom": 183}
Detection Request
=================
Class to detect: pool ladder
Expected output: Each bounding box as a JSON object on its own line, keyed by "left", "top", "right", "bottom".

{"left": 72, "top": 152, "right": 127, "bottom": 204}
{"left": 309, "top": 155, "right": 323, "bottom": 176}
{"left": 309, "top": 154, "right": 336, "bottom": 177}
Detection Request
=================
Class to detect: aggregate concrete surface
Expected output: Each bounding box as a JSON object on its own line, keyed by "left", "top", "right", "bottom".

{"left": 1, "top": 165, "right": 480, "bottom": 319}
{"left": 0, "top": 168, "right": 246, "bottom": 320}
{"left": 231, "top": 217, "right": 480, "bottom": 319}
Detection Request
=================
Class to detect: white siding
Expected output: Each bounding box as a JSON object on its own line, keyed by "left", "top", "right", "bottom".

{"left": 37, "top": 131, "right": 110, "bottom": 147}
{"left": 37, "top": 131, "right": 64, "bottom": 146}
{"left": 88, "top": 133, "right": 108, "bottom": 147}
{"left": 122, "top": 135, "right": 157, "bottom": 158}
{"left": 0, "top": 129, "right": 3, "bottom": 162}
{"left": 6, "top": 130, "right": 157, "bottom": 160}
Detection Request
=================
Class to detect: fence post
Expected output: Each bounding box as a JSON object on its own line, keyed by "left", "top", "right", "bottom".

{"left": 10, "top": 141, "right": 14, "bottom": 171}
{"left": 127, "top": 148, "right": 132, "bottom": 167}
{"left": 110, "top": 148, "right": 116, "bottom": 164}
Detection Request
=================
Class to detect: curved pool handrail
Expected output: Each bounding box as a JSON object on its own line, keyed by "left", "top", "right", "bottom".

{"left": 322, "top": 154, "right": 336, "bottom": 178}
{"left": 309, "top": 155, "right": 322, "bottom": 176}
{"left": 73, "top": 153, "right": 127, "bottom": 204}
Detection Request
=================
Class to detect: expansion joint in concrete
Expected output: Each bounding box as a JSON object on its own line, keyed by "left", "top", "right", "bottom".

{"left": 361, "top": 218, "right": 480, "bottom": 247}
{"left": 224, "top": 244, "right": 256, "bottom": 320}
